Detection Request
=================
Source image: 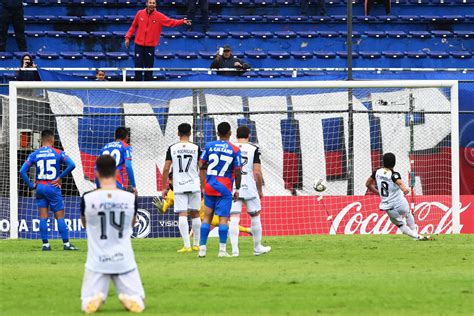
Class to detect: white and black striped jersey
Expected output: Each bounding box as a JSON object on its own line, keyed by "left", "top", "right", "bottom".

{"left": 81, "top": 189, "right": 137, "bottom": 274}
{"left": 165, "top": 142, "right": 201, "bottom": 193}
{"left": 236, "top": 142, "right": 261, "bottom": 199}
{"left": 371, "top": 168, "right": 406, "bottom": 210}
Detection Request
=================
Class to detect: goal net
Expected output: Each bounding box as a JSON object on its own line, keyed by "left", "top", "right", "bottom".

{"left": 1, "top": 81, "right": 460, "bottom": 239}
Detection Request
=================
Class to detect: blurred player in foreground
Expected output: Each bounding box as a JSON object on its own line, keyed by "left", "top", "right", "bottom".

{"left": 161, "top": 123, "right": 202, "bottom": 253}
{"left": 229, "top": 126, "right": 271, "bottom": 256}
{"left": 19, "top": 129, "right": 77, "bottom": 251}
{"left": 80, "top": 155, "right": 145, "bottom": 314}
{"left": 99, "top": 127, "right": 137, "bottom": 194}
{"left": 366, "top": 153, "right": 431, "bottom": 241}
{"left": 198, "top": 122, "right": 242, "bottom": 258}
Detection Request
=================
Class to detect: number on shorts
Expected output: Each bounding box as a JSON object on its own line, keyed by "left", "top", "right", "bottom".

{"left": 381, "top": 181, "right": 389, "bottom": 197}
{"left": 98, "top": 211, "right": 125, "bottom": 239}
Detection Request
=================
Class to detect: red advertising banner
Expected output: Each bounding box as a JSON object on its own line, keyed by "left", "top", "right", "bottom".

{"left": 243, "top": 195, "right": 474, "bottom": 236}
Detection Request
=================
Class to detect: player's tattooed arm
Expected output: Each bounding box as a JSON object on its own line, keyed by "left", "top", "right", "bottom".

{"left": 395, "top": 179, "right": 410, "bottom": 195}
{"left": 365, "top": 176, "right": 379, "bottom": 195}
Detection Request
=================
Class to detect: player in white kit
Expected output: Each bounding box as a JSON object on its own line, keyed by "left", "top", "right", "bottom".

{"left": 366, "top": 152, "right": 430, "bottom": 241}
{"left": 80, "top": 155, "right": 145, "bottom": 314}
{"left": 229, "top": 125, "right": 272, "bottom": 256}
{"left": 161, "top": 123, "right": 202, "bottom": 253}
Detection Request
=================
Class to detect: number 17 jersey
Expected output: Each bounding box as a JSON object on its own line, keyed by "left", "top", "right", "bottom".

{"left": 166, "top": 142, "right": 201, "bottom": 193}
{"left": 200, "top": 140, "right": 242, "bottom": 197}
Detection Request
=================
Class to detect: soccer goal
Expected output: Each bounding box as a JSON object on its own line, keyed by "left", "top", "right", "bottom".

{"left": 1, "top": 80, "right": 460, "bottom": 240}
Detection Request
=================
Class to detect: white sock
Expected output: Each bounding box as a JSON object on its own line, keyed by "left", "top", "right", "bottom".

{"left": 406, "top": 212, "right": 417, "bottom": 232}
{"left": 178, "top": 216, "right": 191, "bottom": 248}
{"left": 229, "top": 216, "right": 240, "bottom": 254}
{"left": 251, "top": 215, "right": 263, "bottom": 249}
{"left": 43, "top": 242, "right": 50, "bottom": 247}
{"left": 191, "top": 217, "right": 201, "bottom": 246}
{"left": 219, "top": 243, "right": 226, "bottom": 252}
{"left": 399, "top": 224, "right": 420, "bottom": 239}
{"left": 64, "top": 242, "right": 70, "bottom": 247}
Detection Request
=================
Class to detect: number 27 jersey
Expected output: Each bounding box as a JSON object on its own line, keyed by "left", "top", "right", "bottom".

{"left": 200, "top": 140, "right": 242, "bottom": 197}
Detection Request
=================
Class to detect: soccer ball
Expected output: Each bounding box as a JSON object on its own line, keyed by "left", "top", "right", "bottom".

{"left": 313, "top": 179, "right": 327, "bottom": 192}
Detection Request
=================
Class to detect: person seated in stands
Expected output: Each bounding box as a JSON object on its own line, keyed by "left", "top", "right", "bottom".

{"left": 16, "top": 54, "right": 40, "bottom": 81}
{"left": 300, "top": 0, "right": 326, "bottom": 16}
{"left": 210, "top": 45, "right": 251, "bottom": 77}
{"left": 95, "top": 70, "right": 106, "bottom": 81}
{"left": 365, "top": 0, "right": 391, "bottom": 16}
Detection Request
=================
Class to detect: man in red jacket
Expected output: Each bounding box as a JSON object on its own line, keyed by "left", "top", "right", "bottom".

{"left": 125, "top": 0, "right": 191, "bottom": 81}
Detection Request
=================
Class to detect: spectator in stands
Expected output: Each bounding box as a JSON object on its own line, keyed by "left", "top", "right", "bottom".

{"left": 365, "top": 0, "right": 391, "bottom": 15}
{"left": 186, "top": 0, "right": 209, "bottom": 33}
{"left": 95, "top": 69, "right": 106, "bottom": 81}
{"left": 0, "top": 0, "right": 27, "bottom": 52}
{"left": 125, "top": 0, "right": 192, "bottom": 81}
{"left": 210, "top": 45, "right": 251, "bottom": 77}
{"left": 300, "top": 0, "right": 326, "bottom": 16}
{"left": 16, "top": 54, "right": 40, "bottom": 81}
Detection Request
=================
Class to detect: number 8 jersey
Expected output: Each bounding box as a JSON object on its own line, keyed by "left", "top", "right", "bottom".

{"left": 372, "top": 168, "right": 405, "bottom": 210}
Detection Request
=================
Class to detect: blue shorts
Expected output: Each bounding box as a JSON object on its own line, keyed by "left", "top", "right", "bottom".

{"left": 36, "top": 183, "right": 64, "bottom": 213}
{"left": 204, "top": 194, "right": 232, "bottom": 218}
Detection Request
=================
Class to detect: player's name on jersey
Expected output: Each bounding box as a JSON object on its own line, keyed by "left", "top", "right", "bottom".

{"left": 35, "top": 153, "right": 56, "bottom": 158}
{"left": 177, "top": 179, "right": 196, "bottom": 186}
{"left": 376, "top": 174, "right": 391, "bottom": 182}
{"left": 173, "top": 149, "right": 197, "bottom": 154}
{"left": 93, "top": 202, "right": 131, "bottom": 211}
{"left": 208, "top": 146, "right": 233, "bottom": 154}
{"left": 103, "top": 142, "right": 124, "bottom": 149}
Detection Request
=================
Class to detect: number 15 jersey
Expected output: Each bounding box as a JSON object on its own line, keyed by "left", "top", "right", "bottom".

{"left": 200, "top": 140, "right": 242, "bottom": 197}
{"left": 372, "top": 168, "right": 405, "bottom": 210}
{"left": 165, "top": 142, "right": 201, "bottom": 193}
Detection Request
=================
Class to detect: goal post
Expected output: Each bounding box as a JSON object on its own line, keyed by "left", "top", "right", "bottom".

{"left": 4, "top": 80, "right": 460, "bottom": 239}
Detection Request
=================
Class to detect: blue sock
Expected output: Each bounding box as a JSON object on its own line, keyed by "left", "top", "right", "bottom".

{"left": 39, "top": 218, "right": 49, "bottom": 244}
{"left": 57, "top": 218, "right": 69, "bottom": 243}
{"left": 218, "top": 224, "right": 229, "bottom": 245}
{"left": 200, "top": 223, "right": 211, "bottom": 246}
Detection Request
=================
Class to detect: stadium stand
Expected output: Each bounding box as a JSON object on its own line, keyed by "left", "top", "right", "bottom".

{"left": 0, "top": 0, "right": 472, "bottom": 81}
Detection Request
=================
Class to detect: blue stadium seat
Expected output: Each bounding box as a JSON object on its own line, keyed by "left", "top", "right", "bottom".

{"left": 106, "top": 52, "right": 129, "bottom": 60}
{"left": 291, "top": 51, "right": 313, "bottom": 59}
{"left": 209, "top": 15, "right": 220, "bottom": 21}
{"left": 229, "top": 31, "right": 251, "bottom": 39}
{"left": 82, "top": 16, "right": 104, "bottom": 22}
{"left": 268, "top": 51, "right": 291, "bottom": 59}
{"left": 421, "top": 15, "right": 443, "bottom": 22}
{"left": 259, "top": 71, "right": 281, "bottom": 78}
{"left": 254, "top": 0, "right": 274, "bottom": 5}
{"left": 207, "top": 31, "right": 228, "bottom": 39}
{"left": 399, "top": 15, "right": 419, "bottom": 22}
{"left": 431, "top": 31, "right": 453, "bottom": 38}
{"left": 163, "top": 0, "right": 185, "bottom": 5}
{"left": 409, "top": 31, "right": 431, "bottom": 38}
{"left": 25, "top": 31, "right": 45, "bottom": 37}
{"left": 183, "top": 32, "right": 206, "bottom": 39}
{"left": 71, "top": 0, "right": 88, "bottom": 5}
{"left": 315, "top": 51, "right": 337, "bottom": 59}
{"left": 365, "top": 31, "right": 386, "bottom": 38}
{"left": 354, "top": 16, "right": 377, "bottom": 22}
{"left": 443, "top": 15, "right": 464, "bottom": 22}
{"left": 427, "top": 51, "right": 450, "bottom": 58}
{"left": 242, "top": 16, "right": 264, "bottom": 22}
{"left": 45, "top": 31, "right": 66, "bottom": 37}
{"left": 117, "top": 0, "right": 134, "bottom": 5}
{"left": 360, "top": 51, "right": 382, "bottom": 59}
{"left": 382, "top": 51, "right": 405, "bottom": 58}
{"left": 176, "top": 52, "right": 198, "bottom": 59}
{"left": 332, "top": 15, "right": 347, "bottom": 22}
{"left": 58, "top": 16, "right": 81, "bottom": 23}
{"left": 455, "top": 31, "right": 473, "bottom": 38}
{"left": 311, "top": 16, "right": 331, "bottom": 23}
{"left": 405, "top": 51, "right": 427, "bottom": 58}
{"left": 450, "top": 51, "right": 472, "bottom": 59}
{"left": 37, "top": 52, "right": 60, "bottom": 59}
{"left": 23, "top": 16, "right": 36, "bottom": 22}
{"left": 232, "top": 51, "right": 245, "bottom": 58}
{"left": 104, "top": 15, "right": 126, "bottom": 22}
{"left": 0, "top": 53, "right": 14, "bottom": 60}
{"left": 275, "top": 31, "right": 297, "bottom": 39}
{"left": 68, "top": 31, "right": 89, "bottom": 38}
{"left": 408, "top": 0, "right": 429, "bottom": 4}
{"left": 289, "top": 16, "right": 309, "bottom": 22}
{"left": 386, "top": 31, "right": 407, "bottom": 38}
{"left": 90, "top": 31, "right": 113, "bottom": 38}
{"left": 378, "top": 15, "right": 398, "bottom": 22}
{"left": 219, "top": 15, "right": 241, "bottom": 22}
{"left": 166, "top": 72, "right": 191, "bottom": 79}
{"left": 112, "top": 31, "right": 127, "bottom": 38}
{"left": 83, "top": 52, "right": 106, "bottom": 60}
{"left": 209, "top": 0, "right": 226, "bottom": 5}
{"left": 199, "top": 51, "right": 218, "bottom": 59}
{"left": 252, "top": 31, "right": 274, "bottom": 39}
{"left": 339, "top": 31, "right": 361, "bottom": 38}
{"left": 297, "top": 31, "right": 317, "bottom": 38}
{"left": 231, "top": 0, "right": 252, "bottom": 6}
{"left": 466, "top": 15, "right": 474, "bottom": 22}
{"left": 243, "top": 71, "right": 259, "bottom": 78}
{"left": 318, "top": 31, "right": 339, "bottom": 38}
{"left": 245, "top": 50, "right": 267, "bottom": 59}
{"left": 326, "top": 0, "right": 341, "bottom": 4}
{"left": 14, "top": 52, "right": 36, "bottom": 59}
{"left": 265, "top": 15, "right": 286, "bottom": 22}
{"left": 155, "top": 52, "right": 176, "bottom": 59}
{"left": 36, "top": 15, "right": 57, "bottom": 22}
{"left": 337, "top": 51, "right": 359, "bottom": 58}
{"left": 275, "top": 0, "right": 295, "bottom": 5}
{"left": 162, "top": 31, "right": 182, "bottom": 39}
{"left": 60, "top": 52, "right": 83, "bottom": 60}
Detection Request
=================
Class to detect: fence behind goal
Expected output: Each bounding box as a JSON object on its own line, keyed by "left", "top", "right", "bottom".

{"left": 1, "top": 81, "right": 460, "bottom": 239}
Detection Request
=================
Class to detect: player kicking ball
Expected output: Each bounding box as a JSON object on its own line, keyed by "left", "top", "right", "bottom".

{"left": 19, "top": 129, "right": 78, "bottom": 251}
{"left": 229, "top": 126, "right": 271, "bottom": 257}
{"left": 365, "top": 153, "right": 431, "bottom": 241}
{"left": 80, "top": 155, "right": 145, "bottom": 313}
{"left": 161, "top": 123, "right": 202, "bottom": 253}
{"left": 198, "top": 122, "right": 242, "bottom": 258}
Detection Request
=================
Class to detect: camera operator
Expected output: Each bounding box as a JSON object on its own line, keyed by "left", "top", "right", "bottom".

{"left": 16, "top": 54, "right": 40, "bottom": 81}
{"left": 210, "top": 45, "right": 250, "bottom": 77}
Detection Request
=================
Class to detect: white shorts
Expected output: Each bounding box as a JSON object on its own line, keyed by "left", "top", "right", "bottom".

{"left": 384, "top": 201, "right": 410, "bottom": 227}
{"left": 230, "top": 197, "right": 261, "bottom": 215}
{"left": 174, "top": 192, "right": 201, "bottom": 213}
{"left": 81, "top": 268, "right": 145, "bottom": 302}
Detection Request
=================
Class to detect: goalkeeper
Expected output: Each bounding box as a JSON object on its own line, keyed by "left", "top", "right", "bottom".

{"left": 153, "top": 177, "right": 251, "bottom": 235}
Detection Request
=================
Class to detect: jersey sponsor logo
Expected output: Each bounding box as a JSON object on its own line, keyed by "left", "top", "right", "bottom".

{"left": 133, "top": 208, "right": 151, "bottom": 239}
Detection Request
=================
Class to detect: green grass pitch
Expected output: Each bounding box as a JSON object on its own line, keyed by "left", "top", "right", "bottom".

{"left": 1, "top": 235, "right": 473, "bottom": 315}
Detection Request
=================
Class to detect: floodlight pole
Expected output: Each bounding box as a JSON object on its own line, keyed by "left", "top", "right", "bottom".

{"left": 347, "top": 0, "right": 355, "bottom": 195}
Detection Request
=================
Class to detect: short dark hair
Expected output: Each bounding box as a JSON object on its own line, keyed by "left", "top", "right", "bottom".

{"left": 383, "top": 153, "right": 396, "bottom": 169}
{"left": 96, "top": 155, "right": 117, "bottom": 178}
{"left": 115, "top": 127, "right": 129, "bottom": 140}
{"left": 178, "top": 123, "right": 191, "bottom": 136}
{"left": 217, "top": 122, "right": 231, "bottom": 137}
{"left": 41, "top": 129, "right": 54, "bottom": 141}
{"left": 236, "top": 125, "right": 250, "bottom": 139}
